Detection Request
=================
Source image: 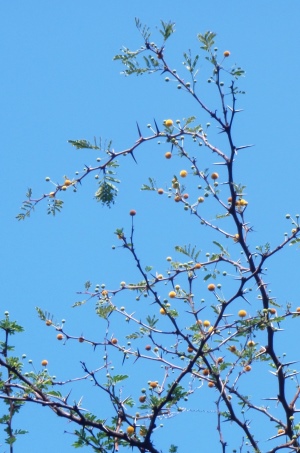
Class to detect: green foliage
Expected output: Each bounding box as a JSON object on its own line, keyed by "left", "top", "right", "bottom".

{"left": 16, "top": 188, "right": 34, "bottom": 221}
{"left": 169, "top": 445, "right": 178, "bottom": 453}
{"left": 35, "top": 307, "right": 53, "bottom": 323}
{"left": 197, "top": 31, "right": 216, "bottom": 52}
{"left": 183, "top": 50, "right": 199, "bottom": 80}
{"left": 290, "top": 236, "right": 300, "bottom": 246}
{"left": 95, "top": 162, "right": 120, "bottom": 207}
{"left": 68, "top": 139, "right": 100, "bottom": 150}
{"left": 114, "top": 19, "right": 174, "bottom": 77}
{"left": 113, "top": 49, "right": 153, "bottom": 77}
{"left": 109, "top": 375, "right": 128, "bottom": 385}
{"left": 145, "top": 315, "right": 159, "bottom": 329}
{"left": 230, "top": 66, "right": 246, "bottom": 79}
{"left": 174, "top": 244, "right": 201, "bottom": 261}
{"left": 135, "top": 17, "right": 151, "bottom": 42}
{"left": 0, "top": 318, "right": 24, "bottom": 336}
{"left": 158, "top": 20, "right": 175, "bottom": 41}
{"left": 95, "top": 303, "right": 115, "bottom": 320}
{"left": 95, "top": 179, "right": 118, "bottom": 207}
{"left": 180, "top": 116, "right": 203, "bottom": 134}
{"left": 212, "top": 241, "right": 230, "bottom": 257}
{"left": 127, "top": 281, "right": 148, "bottom": 292}
{"left": 47, "top": 198, "right": 64, "bottom": 216}
{"left": 72, "top": 415, "right": 112, "bottom": 451}
{"left": 0, "top": 314, "right": 28, "bottom": 447}
{"left": 141, "top": 177, "right": 157, "bottom": 191}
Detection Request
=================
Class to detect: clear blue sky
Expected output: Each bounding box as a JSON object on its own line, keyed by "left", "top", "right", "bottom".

{"left": 2, "top": 1, "right": 300, "bottom": 452}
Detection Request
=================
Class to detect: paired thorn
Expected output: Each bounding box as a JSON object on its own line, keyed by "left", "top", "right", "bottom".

{"left": 153, "top": 118, "right": 160, "bottom": 134}
{"left": 130, "top": 151, "right": 138, "bottom": 164}
{"left": 134, "top": 348, "right": 141, "bottom": 363}
{"left": 136, "top": 122, "right": 142, "bottom": 138}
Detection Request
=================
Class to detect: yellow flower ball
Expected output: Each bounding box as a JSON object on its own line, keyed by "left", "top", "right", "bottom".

{"left": 127, "top": 426, "right": 135, "bottom": 436}
{"left": 238, "top": 309, "right": 247, "bottom": 318}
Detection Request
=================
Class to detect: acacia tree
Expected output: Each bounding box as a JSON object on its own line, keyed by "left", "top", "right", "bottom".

{"left": 1, "top": 19, "right": 300, "bottom": 453}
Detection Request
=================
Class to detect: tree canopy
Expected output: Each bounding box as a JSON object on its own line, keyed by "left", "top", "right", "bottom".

{"left": 2, "top": 17, "right": 300, "bottom": 453}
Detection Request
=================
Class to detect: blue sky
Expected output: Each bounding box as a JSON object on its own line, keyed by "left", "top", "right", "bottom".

{"left": 2, "top": 1, "right": 300, "bottom": 452}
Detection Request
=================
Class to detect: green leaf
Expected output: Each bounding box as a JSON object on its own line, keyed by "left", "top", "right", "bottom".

{"left": 47, "top": 390, "right": 63, "bottom": 398}
{"left": 174, "top": 244, "right": 201, "bottom": 261}
{"left": 115, "top": 228, "right": 124, "bottom": 238}
{"left": 141, "top": 177, "right": 156, "bottom": 191}
{"left": 85, "top": 281, "right": 92, "bottom": 290}
{"left": 289, "top": 237, "right": 300, "bottom": 246}
{"left": 68, "top": 139, "right": 100, "bottom": 150}
{"left": 183, "top": 50, "right": 199, "bottom": 73}
{"left": 72, "top": 300, "right": 87, "bottom": 308}
{"left": 127, "top": 281, "right": 147, "bottom": 292}
{"left": 35, "top": 307, "right": 54, "bottom": 322}
{"left": 146, "top": 315, "right": 159, "bottom": 328}
{"left": 47, "top": 199, "right": 63, "bottom": 216}
{"left": 25, "top": 188, "right": 32, "bottom": 198}
{"left": 126, "top": 331, "right": 142, "bottom": 340}
{"left": 110, "top": 374, "right": 128, "bottom": 384}
{"left": 159, "top": 20, "right": 175, "bottom": 41}
{"left": 169, "top": 445, "right": 178, "bottom": 453}
{"left": 230, "top": 67, "right": 246, "bottom": 79}
{"left": 114, "top": 47, "right": 154, "bottom": 77}
{"left": 183, "top": 116, "right": 196, "bottom": 126}
{"left": 142, "top": 55, "right": 159, "bottom": 69}
{"left": 212, "top": 241, "right": 229, "bottom": 257}
{"left": 135, "top": 17, "right": 151, "bottom": 42}
{"left": 96, "top": 304, "right": 114, "bottom": 320}
{"left": 197, "top": 31, "right": 217, "bottom": 51}
{"left": 16, "top": 189, "right": 35, "bottom": 220}
{"left": 95, "top": 180, "right": 118, "bottom": 207}
{"left": 215, "top": 213, "right": 231, "bottom": 220}
{"left": 0, "top": 319, "right": 24, "bottom": 335}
